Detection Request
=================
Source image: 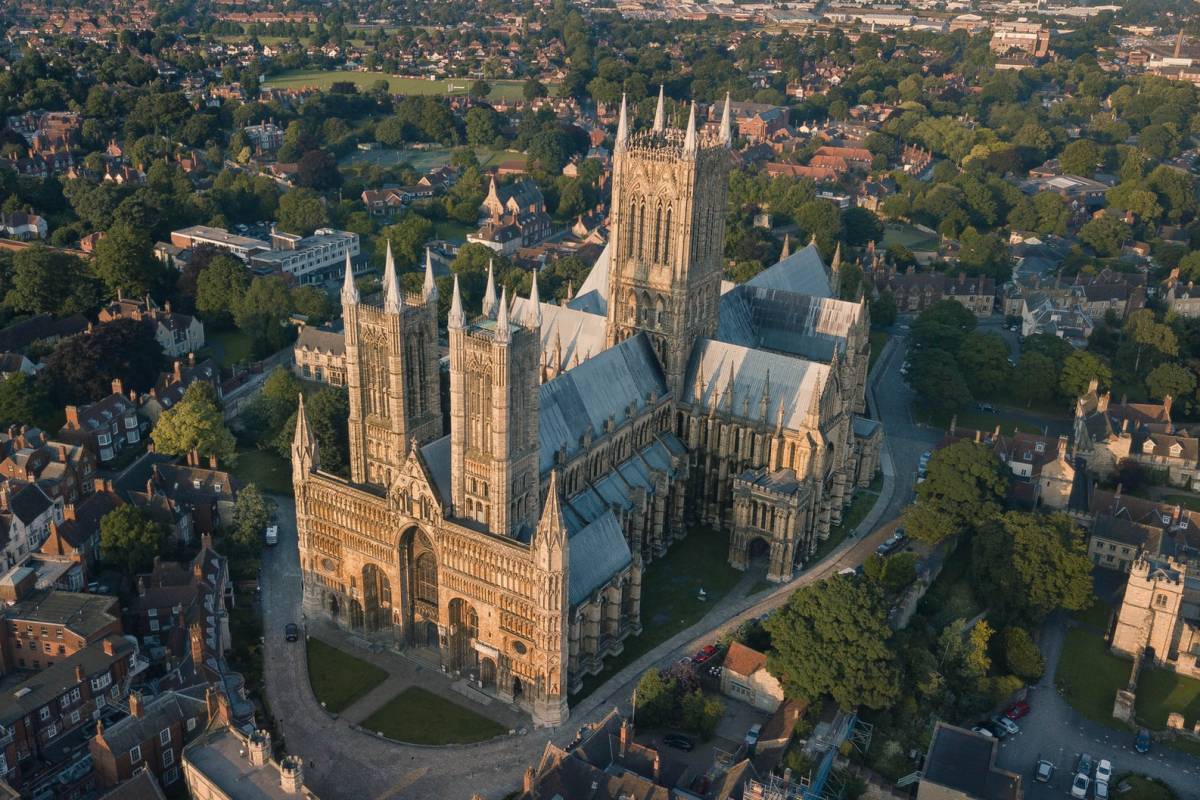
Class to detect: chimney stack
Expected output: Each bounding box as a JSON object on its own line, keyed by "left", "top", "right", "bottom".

{"left": 128, "top": 691, "right": 144, "bottom": 719}
{"left": 111, "top": 378, "right": 123, "bottom": 397}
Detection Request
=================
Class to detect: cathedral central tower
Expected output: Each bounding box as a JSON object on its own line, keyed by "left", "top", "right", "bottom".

{"left": 605, "top": 91, "right": 733, "bottom": 398}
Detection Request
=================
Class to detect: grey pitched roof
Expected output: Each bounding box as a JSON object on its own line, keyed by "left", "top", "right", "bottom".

{"left": 683, "top": 339, "right": 830, "bottom": 430}
{"left": 568, "top": 510, "right": 630, "bottom": 606}
{"left": 537, "top": 333, "right": 667, "bottom": 473}
{"left": 567, "top": 241, "right": 611, "bottom": 315}
{"left": 9, "top": 481, "right": 53, "bottom": 525}
{"left": 509, "top": 297, "right": 607, "bottom": 374}
{"left": 420, "top": 435, "right": 452, "bottom": 506}
{"left": 99, "top": 688, "right": 207, "bottom": 754}
{"left": 745, "top": 242, "right": 832, "bottom": 298}
{"left": 716, "top": 285, "right": 862, "bottom": 361}
{"left": 295, "top": 323, "right": 346, "bottom": 356}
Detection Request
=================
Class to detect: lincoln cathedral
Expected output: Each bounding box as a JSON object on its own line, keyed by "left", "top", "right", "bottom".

{"left": 291, "top": 93, "right": 882, "bottom": 726}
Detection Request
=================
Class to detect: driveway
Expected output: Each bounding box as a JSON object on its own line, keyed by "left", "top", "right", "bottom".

{"left": 994, "top": 613, "right": 1200, "bottom": 799}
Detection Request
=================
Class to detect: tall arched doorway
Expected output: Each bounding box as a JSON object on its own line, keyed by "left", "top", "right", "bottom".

{"left": 747, "top": 536, "right": 771, "bottom": 564}
{"left": 403, "top": 528, "right": 439, "bottom": 649}
{"left": 448, "top": 597, "right": 479, "bottom": 675}
{"left": 480, "top": 657, "right": 497, "bottom": 691}
{"left": 362, "top": 563, "right": 392, "bottom": 633}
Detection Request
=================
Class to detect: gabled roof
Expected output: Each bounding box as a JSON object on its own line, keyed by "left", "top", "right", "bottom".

{"left": 568, "top": 510, "right": 631, "bottom": 607}
{"left": 567, "top": 241, "right": 611, "bottom": 315}
{"left": 744, "top": 242, "right": 832, "bottom": 298}
{"left": 717, "top": 285, "right": 862, "bottom": 362}
{"left": 509, "top": 296, "right": 607, "bottom": 374}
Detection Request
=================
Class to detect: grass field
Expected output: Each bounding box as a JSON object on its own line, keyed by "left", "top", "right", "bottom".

{"left": 340, "top": 146, "right": 527, "bottom": 172}
{"left": 263, "top": 70, "right": 533, "bottom": 101}
{"left": 204, "top": 329, "right": 254, "bottom": 369}
{"left": 882, "top": 223, "right": 938, "bottom": 253}
{"left": 1055, "top": 627, "right": 1133, "bottom": 727}
{"left": 1071, "top": 597, "right": 1113, "bottom": 633}
{"left": 573, "top": 526, "right": 743, "bottom": 702}
{"left": 360, "top": 687, "right": 507, "bottom": 744}
{"left": 306, "top": 638, "right": 388, "bottom": 714}
{"left": 234, "top": 447, "right": 294, "bottom": 495}
{"left": 1137, "top": 666, "right": 1200, "bottom": 729}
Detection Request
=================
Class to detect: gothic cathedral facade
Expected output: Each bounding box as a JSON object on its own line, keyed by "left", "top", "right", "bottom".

{"left": 293, "top": 94, "right": 881, "bottom": 727}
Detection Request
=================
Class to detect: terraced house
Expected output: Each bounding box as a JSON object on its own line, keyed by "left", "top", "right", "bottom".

{"left": 292, "top": 96, "right": 881, "bottom": 726}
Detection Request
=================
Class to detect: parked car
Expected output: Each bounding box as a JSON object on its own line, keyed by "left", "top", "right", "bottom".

{"left": 1135, "top": 728, "right": 1151, "bottom": 754}
{"left": 1034, "top": 759, "right": 1054, "bottom": 783}
{"left": 284, "top": 623, "right": 299, "bottom": 642}
{"left": 1095, "top": 780, "right": 1110, "bottom": 800}
{"left": 983, "top": 720, "right": 1008, "bottom": 739}
{"left": 991, "top": 715, "right": 1019, "bottom": 735}
{"left": 663, "top": 734, "right": 693, "bottom": 752}
{"left": 1004, "top": 700, "right": 1030, "bottom": 720}
{"left": 694, "top": 645, "right": 718, "bottom": 664}
{"left": 970, "top": 726, "right": 994, "bottom": 738}
{"left": 1071, "top": 773, "right": 1090, "bottom": 799}
{"left": 1095, "top": 759, "right": 1112, "bottom": 784}
{"left": 745, "top": 724, "right": 762, "bottom": 747}
{"left": 265, "top": 525, "right": 279, "bottom": 546}
{"left": 1077, "top": 753, "right": 1094, "bottom": 777}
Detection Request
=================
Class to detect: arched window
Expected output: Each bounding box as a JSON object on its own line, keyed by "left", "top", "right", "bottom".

{"left": 627, "top": 199, "right": 637, "bottom": 253}
{"left": 637, "top": 203, "right": 646, "bottom": 260}
{"left": 653, "top": 204, "right": 662, "bottom": 264}
{"left": 654, "top": 295, "right": 665, "bottom": 328}
{"left": 415, "top": 553, "right": 438, "bottom": 604}
{"left": 663, "top": 207, "right": 672, "bottom": 264}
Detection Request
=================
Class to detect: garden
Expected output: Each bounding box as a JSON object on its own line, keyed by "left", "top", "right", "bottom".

{"left": 306, "top": 637, "right": 388, "bottom": 714}
{"left": 359, "top": 687, "right": 507, "bottom": 745}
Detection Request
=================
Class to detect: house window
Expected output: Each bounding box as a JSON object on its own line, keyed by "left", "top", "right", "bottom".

{"left": 165, "top": 766, "right": 180, "bottom": 784}
{"left": 162, "top": 747, "right": 174, "bottom": 768}
{"left": 39, "top": 707, "right": 50, "bottom": 721}
{"left": 71, "top": 688, "right": 79, "bottom": 702}
{"left": 129, "top": 745, "right": 141, "bottom": 763}
{"left": 45, "top": 723, "right": 57, "bottom": 739}
{"left": 60, "top": 695, "right": 69, "bottom": 709}
{"left": 187, "top": 717, "right": 196, "bottom": 732}
{"left": 97, "top": 433, "right": 111, "bottom": 446}
{"left": 1156, "top": 594, "right": 1170, "bottom": 608}
{"left": 70, "top": 711, "right": 79, "bottom": 724}
{"left": 160, "top": 728, "right": 171, "bottom": 746}
{"left": 90, "top": 674, "right": 111, "bottom": 692}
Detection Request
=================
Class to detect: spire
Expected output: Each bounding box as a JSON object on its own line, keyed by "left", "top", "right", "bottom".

{"left": 760, "top": 370, "right": 771, "bottom": 421}
{"left": 653, "top": 85, "right": 665, "bottom": 132}
{"left": 719, "top": 92, "right": 732, "bottom": 147}
{"left": 495, "top": 287, "right": 510, "bottom": 344}
{"left": 292, "top": 392, "right": 319, "bottom": 471}
{"left": 340, "top": 251, "right": 358, "bottom": 305}
{"left": 615, "top": 93, "right": 629, "bottom": 150}
{"left": 383, "top": 241, "right": 401, "bottom": 314}
{"left": 482, "top": 259, "right": 497, "bottom": 318}
{"left": 528, "top": 269, "right": 542, "bottom": 328}
{"left": 832, "top": 242, "right": 842, "bottom": 271}
{"left": 682, "top": 101, "right": 697, "bottom": 155}
{"left": 780, "top": 233, "right": 790, "bottom": 261}
{"left": 534, "top": 470, "right": 568, "bottom": 573}
{"left": 448, "top": 273, "right": 465, "bottom": 330}
{"left": 422, "top": 247, "right": 437, "bottom": 303}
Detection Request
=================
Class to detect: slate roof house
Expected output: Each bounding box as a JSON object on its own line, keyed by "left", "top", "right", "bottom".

{"left": 98, "top": 294, "right": 205, "bottom": 358}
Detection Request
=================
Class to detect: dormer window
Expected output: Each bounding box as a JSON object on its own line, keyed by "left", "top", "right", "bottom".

{"left": 1035, "top": 442, "right": 1045, "bottom": 453}
{"left": 1143, "top": 440, "right": 1156, "bottom": 454}
{"left": 1170, "top": 443, "right": 1183, "bottom": 457}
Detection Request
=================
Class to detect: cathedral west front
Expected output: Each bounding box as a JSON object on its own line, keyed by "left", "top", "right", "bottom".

{"left": 291, "top": 93, "right": 882, "bottom": 726}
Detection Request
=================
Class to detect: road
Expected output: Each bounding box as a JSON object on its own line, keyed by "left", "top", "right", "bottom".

{"left": 995, "top": 614, "right": 1200, "bottom": 799}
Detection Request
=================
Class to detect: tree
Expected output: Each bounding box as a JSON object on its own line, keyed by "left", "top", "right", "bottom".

{"left": 634, "top": 668, "right": 674, "bottom": 729}
{"left": 39, "top": 318, "right": 164, "bottom": 406}
{"left": 793, "top": 200, "right": 842, "bottom": 256}
{"left": 1147, "top": 362, "right": 1196, "bottom": 403}
{"left": 1079, "top": 216, "right": 1131, "bottom": 257}
{"left": 523, "top": 77, "right": 548, "bottom": 100}
{"left": 842, "top": 207, "right": 882, "bottom": 247}
{"left": 908, "top": 349, "right": 971, "bottom": 417}
{"left": 1060, "top": 350, "right": 1112, "bottom": 400}
{"left": 764, "top": 575, "right": 899, "bottom": 710}
{"left": 380, "top": 214, "right": 434, "bottom": 271}
{"left": 151, "top": 382, "right": 236, "bottom": 464}
{"left": 5, "top": 246, "right": 103, "bottom": 316}
{"left": 680, "top": 690, "right": 724, "bottom": 741}
{"left": 232, "top": 483, "right": 275, "bottom": 552}
{"left": 100, "top": 505, "right": 164, "bottom": 574}
{"left": 902, "top": 441, "right": 1007, "bottom": 544}
{"left": 971, "top": 512, "right": 1094, "bottom": 623}
{"left": 277, "top": 188, "right": 329, "bottom": 236}
{"left": 0, "top": 373, "right": 59, "bottom": 431}
{"left": 1013, "top": 349, "right": 1059, "bottom": 408}
{"left": 1003, "top": 626, "right": 1045, "bottom": 682}
{"left": 195, "top": 255, "right": 250, "bottom": 327}
{"left": 234, "top": 275, "right": 294, "bottom": 356}
{"left": 910, "top": 300, "right": 977, "bottom": 353}
{"left": 862, "top": 551, "right": 917, "bottom": 597}
{"left": 295, "top": 149, "right": 341, "bottom": 190}
{"left": 1060, "top": 139, "right": 1101, "bottom": 176}
{"left": 870, "top": 291, "right": 897, "bottom": 329}
{"left": 464, "top": 107, "right": 501, "bottom": 147}
{"left": 275, "top": 386, "right": 350, "bottom": 474}
{"left": 91, "top": 222, "right": 164, "bottom": 297}
{"left": 956, "top": 332, "right": 1012, "bottom": 400}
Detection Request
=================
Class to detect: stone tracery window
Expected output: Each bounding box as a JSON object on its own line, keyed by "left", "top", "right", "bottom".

{"left": 415, "top": 552, "right": 438, "bottom": 605}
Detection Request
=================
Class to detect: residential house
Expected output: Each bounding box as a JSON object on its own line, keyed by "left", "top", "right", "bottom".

{"left": 98, "top": 294, "right": 205, "bottom": 358}
{"left": 719, "top": 642, "right": 784, "bottom": 712}
{"left": 90, "top": 688, "right": 210, "bottom": 791}
{"left": 869, "top": 263, "right": 996, "bottom": 316}
{"left": 131, "top": 456, "right": 238, "bottom": 537}
{"left": 137, "top": 356, "right": 222, "bottom": 424}
{"left": 1069, "top": 484, "right": 1200, "bottom": 573}
{"left": 0, "top": 212, "right": 46, "bottom": 241}
{"left": 1164, "top": 273, "right": 1200, "bottom": 318}
{"left": 0, "top": 313, "right": 87, "bottom": 354}
{"left": 0, "top": 586, "right": 121, "bottom": 674}
{"left": 293, "top": 322, "right": 347, "bottom": 386}
{"left": 0, "top": 354, "right": 35, "bottom": 378}
{"left": 0, "top": 636, "right": 138, "bottom": 794}
{"left": 0, "top": 482, "right": 61, "bottom": 571}
{"left": 97, "top": 769, "right": 168, "bottom": 799}
{"left": 1019, "top": 292, "right": 1094, "bottom": 346}
{"left": 0, "top": 426, "right": 98, "bottom": 505}
{"left": 470, "top": 177, "right": 552, "bottom": 253}
{"left": 58, "top": 390, "right": 144, "bottom": 464}
{"left": 29, "top": 482, "right": 125, "bottom": 590}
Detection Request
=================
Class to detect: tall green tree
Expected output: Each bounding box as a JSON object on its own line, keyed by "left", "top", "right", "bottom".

{"left": 903, "top": 441, "right": 1007, "bottom": 544}
{"left": 91, "top": 222, "right": 165, "bottom": 297}
{"left": 232, "top": 483, "right": 275, "bottom": 552}
{"left": 1060, "top": 350, "right": 1112, "bottom": 400}
{"left": 195, "top": 255, "right": 250, "bottom": 327}
{"left": 956, "top": 332, "right": 1012, "bottom": 399}
{"left": 764, "top": 575, "right": 900, "bottom": 710}
{"left": 151, "top": 382, "right": 236, "bottom": 463}
{"left": 38, "top": 318, "right": 164, "bottom": 406}
{"left": 5, "top": 246, "right": 103, "bottom": 316}
{"left": 100, "top": 506, "right": 164, "bottom": 574}
{"left": 277, "top": 188, "right": 329, "bottom": 236}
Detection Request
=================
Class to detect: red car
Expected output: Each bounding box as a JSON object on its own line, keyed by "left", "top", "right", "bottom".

{"left": 1004, "top": 700, "right": 1031, "bottom": 720}
{"left": 694, "top": 645, "right": 718, "bottom": 664}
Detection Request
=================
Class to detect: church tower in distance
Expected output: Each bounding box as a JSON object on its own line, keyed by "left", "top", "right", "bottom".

{"left": 605, "top": 90, "right": 733, "bottom": 398}
{"left": 342, "top": 246, "right": 443, "bottom": 488}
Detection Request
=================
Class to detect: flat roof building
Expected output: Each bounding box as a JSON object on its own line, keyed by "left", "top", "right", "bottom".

{"left": 918, "top": 722, "right": 1022, "bottom": 800}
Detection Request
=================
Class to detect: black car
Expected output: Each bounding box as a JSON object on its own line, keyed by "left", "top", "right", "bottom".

{"left": 983, "top": 720, "right": 1009, "bottom": 739}
{"left": 663, "top": 734, "right": 694, "bottom": 752}
{"left": 285, "top": 623, "right": 299, "bottom": 642}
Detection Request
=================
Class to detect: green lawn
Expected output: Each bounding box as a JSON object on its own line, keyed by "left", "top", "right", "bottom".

{"left": 205, "top": 329, "right": 254, "bottom": 369}
{"left": 263, "top": 70, "right": 536, "bottom": 101}
{"left": 234, "top": 447, "right": 294, "bottom": 495}
{"left": 431, "top": 220, "right": 474, "bottom": 244}
{"left": 868, "top": 330, "right": 889, "bottom": 373}
{"left": 360, "top": 687, "right": 507, "bottom": 744}
{"left": 1070, "top": 598, "right": 1113, "bottom": 633}
{"left": 1136, "top": 666, "right": 1200, "bottom": 729}
{"left": 882, "top": 223, "right": 938, "bottom": 253}
{"left": 573, "top": 525, "right": 742, "bottom": 701}
{"left": 1055, "top": 628, "right": 1134, "bottom": 727}
{"left": 306, "top": 637, "right": 388, "bottom": 713}
{"left": 1112, "top": 774, "right": 1178, "bottom": 800}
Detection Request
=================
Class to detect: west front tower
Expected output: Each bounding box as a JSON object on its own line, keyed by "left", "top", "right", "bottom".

{"left": 605, "top": 92, "right": 733, "bottom": 398}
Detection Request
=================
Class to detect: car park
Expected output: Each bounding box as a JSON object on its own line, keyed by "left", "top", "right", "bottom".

{"left": 284, "top": 623, "right": 299, "bottom": 642}
{"left": 663, "top": 734, "right": 693, "bottom": 752}
{"left": 1135, "top": 729, "right": 1151, "bottom": 753}
{"left": 991, "top": 715, "right": 1019, "bottom": 735}
{"left": 1070, "top": 773, "right": 1090, "bottom": 799}
{"left": 1034, "top": 759, "right": 1053, "bottom": 783}
{"left": 1004, "top": 700, "right": 1030, "bottom": 720}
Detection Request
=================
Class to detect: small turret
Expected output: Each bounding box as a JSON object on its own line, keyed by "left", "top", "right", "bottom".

{"left": 340, "top": 251, "right": 358, "bottom": 305}
{"left": 719, "top": 92, "right": 733, "bottom": 147}
{"left": 615, "top": 93, "right": 629, "bottom": 150}
{"left": 448, "top": 273, "right": 465, "bottom": 330}
{"left": 682, "top": 101, "right": 697, "bottom": 155}
{"left": 383, "top": 241, "right": 402, "bottom": 314}
{"left": 528, "top": 269, "right": 542, "bottom": 329}
{"left": 653, "top": 85, "right": 665, "bottom": 132}
{"left": 482, "top": 259, "right": 497, "bottom": 318}
{"left": 423, "top": 247, "right": 437, "bottom": 303}
{"left": 495, "top": 287, "right": 510, "bottom": 345}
